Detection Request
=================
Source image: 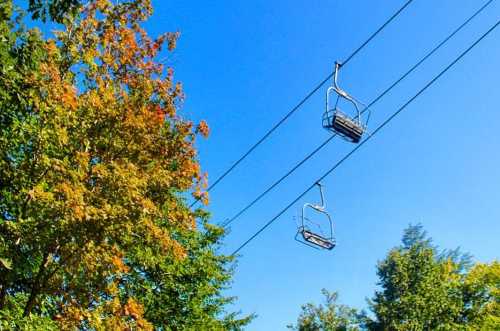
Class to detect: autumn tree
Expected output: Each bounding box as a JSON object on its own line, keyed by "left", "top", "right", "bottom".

{"left": 287, "top": 290, "right": 361, "bottom": 331}
{"left": 1, "top": 0, "right": 250, "bottom": 329}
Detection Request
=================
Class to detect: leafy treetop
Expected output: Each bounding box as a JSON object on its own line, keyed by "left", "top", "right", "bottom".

{"left": 0, "top": 0, "right": 230, "bottom": 329}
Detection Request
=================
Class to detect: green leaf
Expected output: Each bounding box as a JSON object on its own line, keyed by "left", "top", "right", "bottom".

{"left": 0, "top": 257, "right": 12, "bottom": 270}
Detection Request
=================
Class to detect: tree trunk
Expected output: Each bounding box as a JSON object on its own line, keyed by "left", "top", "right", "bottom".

{"left": 0, "top": 284, "right": 6, "bottom": 310}
{"left": 23, "top": 251, "right": 49, "bottom": 317}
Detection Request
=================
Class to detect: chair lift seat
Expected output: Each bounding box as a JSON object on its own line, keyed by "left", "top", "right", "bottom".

{"left": 332, "top": 111, "right": 364, "bottom": 143}
{"left": 301, "top": 229, "right": 336, "bottom": 250}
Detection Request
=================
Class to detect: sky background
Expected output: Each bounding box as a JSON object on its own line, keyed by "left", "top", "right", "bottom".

{"left": 24, "top": 0, "right": 500, "bottom": 329}
{"left": 147, "top": 1, "right": 500, "bottom": 330}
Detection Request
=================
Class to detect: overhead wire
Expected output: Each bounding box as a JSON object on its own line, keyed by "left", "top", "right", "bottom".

{"left": 231, "top": 18, "right": 500, "bottom": 256}
{"left": 190, "top": 0, "right": 415, "bottom": 208}
{"left": 222, "top": 0, "right": 496, "bottom": 228}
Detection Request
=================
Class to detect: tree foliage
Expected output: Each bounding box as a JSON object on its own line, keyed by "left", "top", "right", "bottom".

{"left": 0, "top": 0, "right": 250, "bottom": 329}
{"left": 367, "top": 224, "right": 499, "bottom": 330}
{"left": 461, "top": 261, "right": 500, "bottom": 329}
{"left": 290, "top": 225, "right": 499, "bottom": 331}
{"left": 367, "top": 225, "right": 466, "bottom": 330}
{"left": 287, "top": 290, "right": 361, "bottom": 331}
{"left": 28, "top": 0, "right": 81, "bottom": 23}
{"left": 128, "top": 212, "right": 255, "bottom": 330}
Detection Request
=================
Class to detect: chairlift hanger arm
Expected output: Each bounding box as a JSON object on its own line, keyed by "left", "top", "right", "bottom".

{"left": 317, "top": 182, "right": 325, "bottom": 209}
{"left": 333, "top": 62, "right": 352, "bottom": 101}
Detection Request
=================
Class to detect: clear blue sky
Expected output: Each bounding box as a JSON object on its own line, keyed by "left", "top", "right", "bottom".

{"left": 28, "top": 0, "right": 500, "bottom": 329}
{"left": 146, "top": 1, "right": 500, "bottom": 329}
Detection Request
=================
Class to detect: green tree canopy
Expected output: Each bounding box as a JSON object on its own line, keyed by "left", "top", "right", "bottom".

{"left": 124, "top": 210, "right": 255, "bottom": 330}
{"left": 290, "top": 225, "right": 499, "bottom": 331}
{"left": 461, "top": 261, "right": 500, "bottom": 329}
{"left": 27, "top": 0, "right": 81, "bottom": 23}
{"left": 367, "top": 225, "right": 467, "bottom": 330}
{"left": 287, "top": 290, "right": 361, "bottom": 331}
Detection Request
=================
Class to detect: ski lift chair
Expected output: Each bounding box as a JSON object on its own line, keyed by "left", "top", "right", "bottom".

{"left": 295, "top": 183, "right": 336, "bottom": 250}
{"left": 322, "top": 62, "right": 367, "bottom": 143}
